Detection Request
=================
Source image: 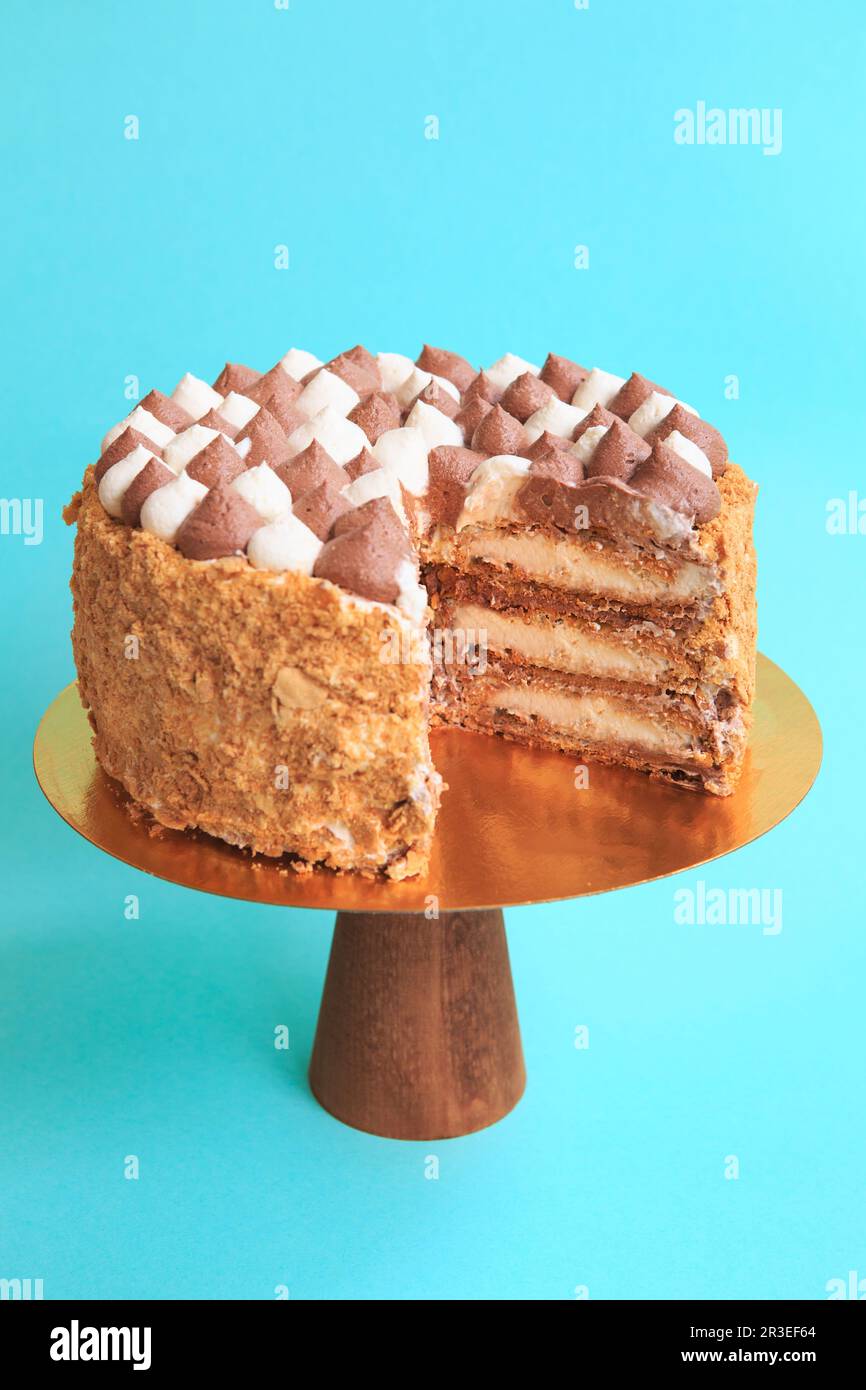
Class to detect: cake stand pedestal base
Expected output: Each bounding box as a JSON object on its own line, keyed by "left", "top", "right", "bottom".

{"left": 309, "top": 910, "right": 526, "bottom": 1140}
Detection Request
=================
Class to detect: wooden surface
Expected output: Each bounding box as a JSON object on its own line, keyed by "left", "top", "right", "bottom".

{"left": 309, "top": 909, "right": 526, "bottom": 1139}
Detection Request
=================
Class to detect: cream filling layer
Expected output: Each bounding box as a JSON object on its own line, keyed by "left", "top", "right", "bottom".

{"left": 449, "top": 603, "right": 671, "bottom": 683}
{"left": 459, "top": 528, "right": 713, "bottom": 604}
{"left": 484, "top": 685, "right": 699, "bottom": 757}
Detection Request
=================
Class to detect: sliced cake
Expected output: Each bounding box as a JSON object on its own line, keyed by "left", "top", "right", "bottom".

{"left": 65, "top": 342, "right": 757, "bottom": 877}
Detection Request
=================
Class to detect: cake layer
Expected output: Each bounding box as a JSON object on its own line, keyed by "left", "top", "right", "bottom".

{"left": 432, "top": 524, "right": 720, "bottom": 609}
{"left": 445, "top": 600, "right": 675, "bottom": 685}
{"left": 445, "top": 702, "right": 722, "bottom": 793}
{"left": 433, "top": 589, "right": 747, "bottom": 707}
{"left": 434, "top": 660, "right": 749, "bottom": 796}
{"left": 434, "top": 652, "right": 726, "bottom": 734}
{"left": 483, "top": 683, "right": 698, "bottom": 757}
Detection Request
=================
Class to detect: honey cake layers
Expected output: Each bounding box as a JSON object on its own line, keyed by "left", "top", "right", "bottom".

{"left": 65, "top": 344, "right": 757, "bottom": 881}
{"left": 421, "top": 356, "right": 757, "bottom": 795}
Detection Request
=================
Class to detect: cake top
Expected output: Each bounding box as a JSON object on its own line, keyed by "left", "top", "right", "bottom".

{"left": 88, "top": 344, "right": 730, "bottom": 619}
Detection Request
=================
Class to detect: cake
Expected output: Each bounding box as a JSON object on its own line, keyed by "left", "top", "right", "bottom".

{"left": 65, "top": 344, "right": 757, "bottom": 878}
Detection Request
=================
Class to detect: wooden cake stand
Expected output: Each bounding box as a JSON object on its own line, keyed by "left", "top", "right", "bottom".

{"left": 33, "top": 654, "right": 821, "bottom": 1140}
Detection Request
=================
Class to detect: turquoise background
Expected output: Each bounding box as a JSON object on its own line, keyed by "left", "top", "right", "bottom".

{"left": 2, "top": 0, "right": 864, "bottom": 1300}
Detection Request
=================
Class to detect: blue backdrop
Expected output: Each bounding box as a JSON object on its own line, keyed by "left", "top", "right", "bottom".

{"left": 1, "top": 0, "right": 863, "bottom": 1300}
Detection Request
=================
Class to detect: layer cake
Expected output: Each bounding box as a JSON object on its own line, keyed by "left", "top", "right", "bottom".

{"left": 65, "top": 344, "right": 757, "bottom": 876}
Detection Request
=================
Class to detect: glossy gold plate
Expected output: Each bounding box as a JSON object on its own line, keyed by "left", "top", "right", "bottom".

{"left": 33, "top": 655, "right": 821, "bottom": 912}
